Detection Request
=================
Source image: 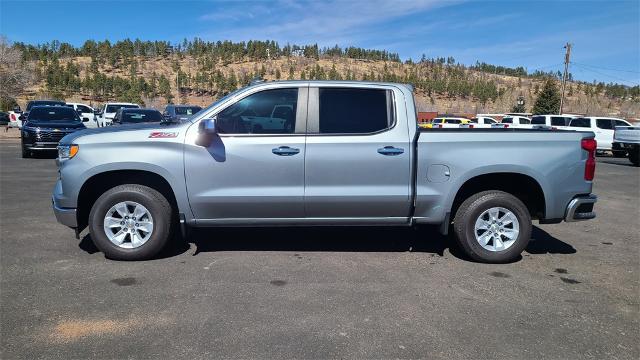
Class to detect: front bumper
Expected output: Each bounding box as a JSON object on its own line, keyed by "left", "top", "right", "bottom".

{"left": 26, "top": 142, "right": 59, "bottom": 150}
{"left": 52, "top": 197, "right": 77, "bottom": 228}
{"left": 565, "top": 194, "right": 597, "bottom": 222}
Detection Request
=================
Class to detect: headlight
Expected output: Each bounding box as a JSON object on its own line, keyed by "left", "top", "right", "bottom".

{"left": 57, "top": 144, "right": 79, "bottom": 160}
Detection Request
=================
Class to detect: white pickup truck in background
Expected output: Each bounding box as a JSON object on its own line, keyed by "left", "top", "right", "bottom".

{"left": 564, "top": 117, "right": 632, "bottom": 156}
{"left": 66, "top": 102, "right": 99, "bottom": 128}
{"left": 95, "top": 102, "right": 140, "bottom": 127}
{"left": 613, "top": 125, "right": 640, "bottom": 166}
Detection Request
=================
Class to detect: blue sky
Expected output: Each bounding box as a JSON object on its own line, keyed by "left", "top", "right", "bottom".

{"left": 1, "top": 0, "right": 639, "bottom": 85}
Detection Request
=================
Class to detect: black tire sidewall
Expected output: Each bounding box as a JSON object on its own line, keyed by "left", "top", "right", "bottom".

{"left": 89, "top": 186, "right": 171, "bottom": 260}
{"left": 457, "top": 192, "right": 532, "bottom": 263}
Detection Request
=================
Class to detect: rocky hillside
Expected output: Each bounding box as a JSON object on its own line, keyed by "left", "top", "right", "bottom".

{"left": 12, "top": 40, "right": 640, "bottom": 118}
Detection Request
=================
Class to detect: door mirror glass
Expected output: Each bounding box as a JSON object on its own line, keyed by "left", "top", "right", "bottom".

{"left": 199, "top": 118, "right": 217, "bottom": 134}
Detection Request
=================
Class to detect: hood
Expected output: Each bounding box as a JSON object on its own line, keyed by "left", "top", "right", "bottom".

{"left": 24, "top": 120, "right": 86, "bottom": 130}
{"left": 60, "top": 121, "right": 186, "bottom": 144}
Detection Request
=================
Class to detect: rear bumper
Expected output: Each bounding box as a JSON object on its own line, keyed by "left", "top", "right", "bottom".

{"left": 52, "top": 197, "right": 77, "bottom": 228}
{"left": 564, "top": 194, "right": 597, "bottom": 222}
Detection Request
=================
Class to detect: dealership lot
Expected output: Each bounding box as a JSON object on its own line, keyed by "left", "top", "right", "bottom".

{"left": 0, "top": 140, "right": 638, "bottom": 359}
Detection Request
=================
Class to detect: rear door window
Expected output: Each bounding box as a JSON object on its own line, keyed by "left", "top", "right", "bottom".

{"left": 551, "top": 116, "right": 569, "bottom": 126}
{"left": 596, "top": 119, "right": 614, "bottom": 130}
{"left": 531, "top": 116, "right": 546, "bottom": 125}
{"left": 318, "top": 88, "right": 393, "bottom": 134}
{"left": 570, "top": 118, "right": 591, "bottom": 127}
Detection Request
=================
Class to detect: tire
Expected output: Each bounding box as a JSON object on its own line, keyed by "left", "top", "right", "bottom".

{"left": 21, "top": 142, "right": 31, "bottom": 158}
{"left": 453, "top": 190, "right": 532, "bottom": 263}
{"left": 629, "top": 149, "right": 639, "bottom": 167}
{"left": 88, "top": 184, "right": 172, "bottom": 260}
{"left": 612, "top": 150, "right": 627, "bottom": 158}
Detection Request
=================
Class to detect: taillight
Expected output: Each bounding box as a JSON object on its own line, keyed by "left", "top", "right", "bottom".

{"left": 468, "top": 124, "right": 474, "bottom": 128}
{"left": 581, "top": 138, "right": 596, "bottom": 181}
{"left": 437, "top": 124, "right": 443, "bottom": 128}
{"left": 10, "top": 114, "right": 15, "bottom": 121}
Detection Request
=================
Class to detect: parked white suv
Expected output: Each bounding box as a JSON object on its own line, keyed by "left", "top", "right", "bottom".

{"left": 564, "top": 117, "right": 632, "bottom": 155}
{"left": 66, "top": 102, "right": 98, "bottom": 128}
{"left": 530, "top": 115, "right": 575, "bottom": 128}
{"left": 470, "top": 116, "right": 498, "bottom": 128}
{"left": 96, "top": 102, "right": 140, "bottom": 127}
{"left": 500, "top": 116, "right": 533, "bottom": 128}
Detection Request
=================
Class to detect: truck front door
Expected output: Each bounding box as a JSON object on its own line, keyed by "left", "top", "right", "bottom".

{"left": 304, "top": 86, "right": 412, "bottom": 223}
{"left": 184, "top": 86, "right": 308, "bottom": 222}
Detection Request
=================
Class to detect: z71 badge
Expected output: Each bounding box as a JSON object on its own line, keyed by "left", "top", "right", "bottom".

{"left": 148, "top": 132, "right": 178, "bottom": 138}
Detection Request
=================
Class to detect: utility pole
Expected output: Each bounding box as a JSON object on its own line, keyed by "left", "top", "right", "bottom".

{"left": 559, "top": 42, "right": 572, "bottom": 114}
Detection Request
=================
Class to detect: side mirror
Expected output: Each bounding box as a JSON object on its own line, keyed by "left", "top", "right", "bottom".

{"left": 199, "top": 118, "right": 217, "bottom": 134}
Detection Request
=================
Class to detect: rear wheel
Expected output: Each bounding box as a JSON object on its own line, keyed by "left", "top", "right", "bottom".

{"left": 88, "top": 184, "right": 172, "bottom": 260}
{"left": 453, "top": 190, "right": 532, "bottom": 263}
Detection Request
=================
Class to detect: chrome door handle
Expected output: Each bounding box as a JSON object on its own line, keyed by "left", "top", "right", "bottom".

{"left": 272, "top": 146, "right": 300, "bottom": 156}
{"left": 377, "top": 146, "right": 404, "bottom": 156}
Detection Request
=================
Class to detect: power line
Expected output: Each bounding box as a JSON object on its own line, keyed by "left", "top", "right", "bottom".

{"left": 571, "top": 62, "right": 640, "bottom": 74}
{"left": 571, "top": 63, "right": 640, "bottom": 85}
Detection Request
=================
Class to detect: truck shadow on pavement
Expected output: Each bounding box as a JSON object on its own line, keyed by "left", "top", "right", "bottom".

{"left": 78, "top": 225, "right": 576, "bottom": 262}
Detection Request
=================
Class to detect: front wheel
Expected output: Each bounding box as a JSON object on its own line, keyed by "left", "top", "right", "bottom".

{"left": 453, "top": 190, "right": 532, "bottom": 263}
{"left": 629, "top": 148, "right": 639, "bottom": 167}
{"left": 88, "top": 184, "right": 173, "bottom": 260}
{"left": 612, "top": 150, "right": 627, "bottom": 158}
{"left": 21, "top": 141, "right": 31, "bottom": 158}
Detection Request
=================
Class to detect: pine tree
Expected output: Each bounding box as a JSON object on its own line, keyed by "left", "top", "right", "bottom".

{"left": 532, "top": 79, "right": 561, "bottom": 114}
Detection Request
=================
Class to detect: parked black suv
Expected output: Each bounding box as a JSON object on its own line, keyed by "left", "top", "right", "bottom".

{"left": 112, "top": 108, "right": 163, "bottom": 125}
{"left": 162, "top": 104, "right": 202, "bottom": 122}
{"left": 21, "top": 106, "right": 86, "bottom": 158}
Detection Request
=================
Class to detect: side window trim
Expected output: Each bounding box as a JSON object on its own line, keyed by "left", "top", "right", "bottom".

{"left": 306, "top": 86, "right": 397, "bottom": 136}
{"left": 214, "top": 86, "right": 308, "bottom": 137}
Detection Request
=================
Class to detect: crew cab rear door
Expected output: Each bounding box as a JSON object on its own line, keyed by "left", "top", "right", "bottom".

{"left": 304, "top": 85, "right": 412, "bottom": 222}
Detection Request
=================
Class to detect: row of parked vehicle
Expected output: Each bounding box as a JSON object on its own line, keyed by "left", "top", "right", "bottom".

{"left": 420, "top": 114, "right": 639, "bottom": 164}
{"left": 9, "top": 99, "right": 202, "bottom": 158}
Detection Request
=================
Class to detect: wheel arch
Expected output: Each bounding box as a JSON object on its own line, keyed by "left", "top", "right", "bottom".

{"left": 76, "top": 170, "right": 179, "bottom": 230}
{"left": 449, "top": 172, "right": 547, "bottom": 220}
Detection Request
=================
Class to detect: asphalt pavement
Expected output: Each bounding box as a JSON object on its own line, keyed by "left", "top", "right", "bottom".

{"left": 1, "top": 140, "right": 638, "bottom": 359}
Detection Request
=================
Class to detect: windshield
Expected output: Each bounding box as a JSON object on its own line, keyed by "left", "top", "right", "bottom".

{"left": 106, "top": 104, "right": 138, "bottom": 113}
{"left": 28, "top": 107, "right": 79, "bottom": 121}
{"left": 26, "top": 101, "right": 65, "bottom": 111}
{"left": 121, "top": 110, "right": 162, "bottom": 123}
{"left": 175, "top": 106, "right": 202, "bottom": 115}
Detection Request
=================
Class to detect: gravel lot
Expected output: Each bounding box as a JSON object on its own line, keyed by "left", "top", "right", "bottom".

{"left": 1, "top": 139, "right": 638, "bottom": 359}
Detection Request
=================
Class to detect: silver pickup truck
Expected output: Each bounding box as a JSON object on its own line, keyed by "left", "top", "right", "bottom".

{"left": 53, "top": 81, "right": 597, "bottom": 263}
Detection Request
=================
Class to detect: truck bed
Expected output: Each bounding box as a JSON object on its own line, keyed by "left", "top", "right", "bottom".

{"left": 412, "top": 128, "right": 594, "bottom": 224}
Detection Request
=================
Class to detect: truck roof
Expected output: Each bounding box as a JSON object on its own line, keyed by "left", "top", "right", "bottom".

{"left": 245, "top": 80, "right": 414, "bottom": 90}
